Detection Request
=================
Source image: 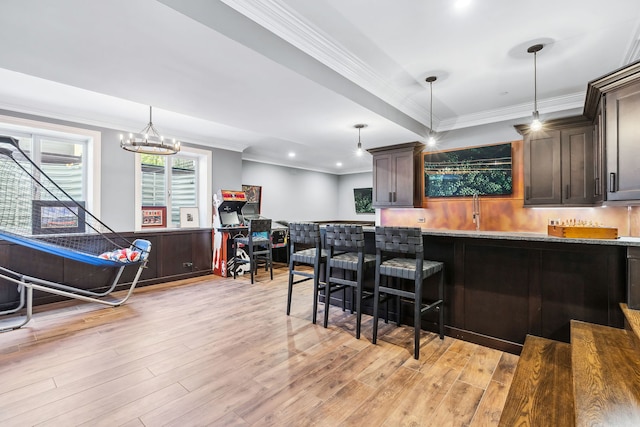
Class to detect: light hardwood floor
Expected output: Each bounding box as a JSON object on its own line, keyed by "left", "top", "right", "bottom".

{"left": 0, "top": 264, "right": 518, "bottom": 426}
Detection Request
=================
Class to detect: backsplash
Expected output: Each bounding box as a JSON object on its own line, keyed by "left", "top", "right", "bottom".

{"left": 380, "top": 202, "right": 640, "bottom": 236}
{"left": 380, "top": 139, "right": 640, "bottom": 237}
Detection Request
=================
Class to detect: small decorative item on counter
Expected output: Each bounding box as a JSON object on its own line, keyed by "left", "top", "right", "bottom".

{"left": 547, "top": 219, "right": 618, "bottom": 239}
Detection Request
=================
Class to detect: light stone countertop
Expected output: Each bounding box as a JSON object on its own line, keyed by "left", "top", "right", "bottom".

{"left": 357, "top": 226, "right": 640, "bottom": 247}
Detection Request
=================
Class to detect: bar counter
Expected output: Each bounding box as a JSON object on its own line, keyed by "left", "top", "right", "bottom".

{"left": 327, "top": 226, "right": 632, "bottom": 354}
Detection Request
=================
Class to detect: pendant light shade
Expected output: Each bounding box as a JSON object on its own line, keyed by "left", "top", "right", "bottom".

{"left": 527, "top": 44, "right": 544, "bottom": 131}
{"left": 426, "top": 76, "right": 437, "bottom": 147}
{"left": 354, "top": 124, "right": 367, "bottom": 156}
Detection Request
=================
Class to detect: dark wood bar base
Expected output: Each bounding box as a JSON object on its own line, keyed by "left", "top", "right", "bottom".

{"left": 323, "top": 229, "right": 627, "bottom": 355}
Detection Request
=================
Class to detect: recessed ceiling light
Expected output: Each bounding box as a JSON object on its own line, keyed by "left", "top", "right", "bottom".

{"left": 336, "top": 162, "right": 343, "bottom": 167}
{"left": 288, "top": 152, "right": 295, "bottom": 158}
{"left": 454, "top": 0, "right": 472, "bottom": 10}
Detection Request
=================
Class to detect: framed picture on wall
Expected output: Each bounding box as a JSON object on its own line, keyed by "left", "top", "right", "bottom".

{"left": 32, "top": 200, "right": 86, "bottom": 234}
{"left": 141, "top": 206, "right": 166, "bottom": 228}
{"left": 179, "top": 207, "right": 200, "bottom": 228}
{"left": 353, "top": 188, "right": 374, "bottom": 214}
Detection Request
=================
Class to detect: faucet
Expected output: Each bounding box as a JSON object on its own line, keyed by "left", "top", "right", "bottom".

{"left": 472, "top": 193, "right": 480, "bottom": 231}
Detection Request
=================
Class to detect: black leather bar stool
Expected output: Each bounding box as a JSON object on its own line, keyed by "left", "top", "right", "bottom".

{"left": 232, "top": 218, "right": 273, "bottom": 284}
{"left": 372, "top": 226, "right": 444, "bottom": 359}
{"left": 286, "top": 222, "right": 326, "bottom": 323}
{"left": 324, "top": 224, "right": 375, "bottom": 339}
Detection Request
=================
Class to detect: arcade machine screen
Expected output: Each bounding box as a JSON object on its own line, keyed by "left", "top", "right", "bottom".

{"left": 220, "top": 211, "right": 241, "bottom": 227}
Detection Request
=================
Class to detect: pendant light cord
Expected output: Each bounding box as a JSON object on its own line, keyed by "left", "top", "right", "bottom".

{"left": 534, "top": 51, "right": 538, "bottom": 112}
{"left": 429, "top": 80, "right": 433, "bottom": 133}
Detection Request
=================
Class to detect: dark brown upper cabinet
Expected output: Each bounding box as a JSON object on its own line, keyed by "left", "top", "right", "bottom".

{"left": 585, "top": 59, "right": 640, "bottom": 202}
{"left": 368, "top": 142, "right": 424, "bottom": 208}
{"left": 516, "top": 118, "right": 596, "bottom": 207}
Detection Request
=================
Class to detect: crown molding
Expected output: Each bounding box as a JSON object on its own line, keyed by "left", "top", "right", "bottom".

{"left": 220, "top": 1, "right": 598, "bottom": 133}
{"left": 220, "top": 0, "right": 432, "bottom": 128}
{"left": 438, "top": 92, "right": 585, "bottom": 131}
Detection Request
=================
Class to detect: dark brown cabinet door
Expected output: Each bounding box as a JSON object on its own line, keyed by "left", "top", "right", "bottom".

{"left": 392, "top": 150, "right": 415, "bottom": 206}
{"left": 606, "top": 83, "right": 640, "bottom": 201}
{"left": 561, "top": 126, "right": 595, "bottom": 205}
{"left": 372, "top": 153, "right": 393, "bottom": 207}
{"left": 524, "top": 130, "right": 561, "bottom": 205}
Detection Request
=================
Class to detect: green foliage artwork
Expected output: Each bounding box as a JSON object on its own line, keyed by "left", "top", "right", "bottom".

{"left": 354, "top": 187, "right": 374, "bottom": 214}
{"left": 424, "top": 143, "right": 512, "bottom": 197}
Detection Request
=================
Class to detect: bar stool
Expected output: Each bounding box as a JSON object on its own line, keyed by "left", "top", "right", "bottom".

{"left": 372, "top": 226, "right": 444, "bottom": 359}
{"left": 232, "top": 218, "right": 273, "bottom": 284}
{"left": 324, "top": 224, "right": 376, "bottom": 339}
{"left": 286, "top": 222, "right": 326, "bottom": 323}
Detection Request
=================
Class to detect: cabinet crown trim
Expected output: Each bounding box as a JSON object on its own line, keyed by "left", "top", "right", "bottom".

{"left": 584, "top": 59, "right": 640, "bottom": 120}
{"left": 367, "top": 141, "right": 425, "bottom": 155}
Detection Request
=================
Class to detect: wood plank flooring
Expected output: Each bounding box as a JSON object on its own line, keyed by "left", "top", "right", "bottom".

{"left": 0, "top": 264, "right": 517, "bottom": 426}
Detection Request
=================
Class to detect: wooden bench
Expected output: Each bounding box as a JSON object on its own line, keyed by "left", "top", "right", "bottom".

{"left": 499, "top": 334, "right": 574, "bottom": 426}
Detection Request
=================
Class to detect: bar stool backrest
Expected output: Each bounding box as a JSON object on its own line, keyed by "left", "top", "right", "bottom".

{"left": 325, "top": 224, "right": 365, "bottom": 250}
{"left": 375, "top": 226, "right": 423, "bottom": 255}
{"left": 248, "top": 218, "right": 271, "bottom": 234}
{"left": 289, "top": 222, "right": 321, "bottom": 246}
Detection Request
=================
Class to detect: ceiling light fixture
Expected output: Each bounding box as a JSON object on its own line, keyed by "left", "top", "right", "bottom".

{"left": 527, "top": 44, "right": 544, "bottom": 132}
{"left": 120, "top": 106, "right": 180, "bottom": 155}
{"left": 354, "top": 124, "right": 367, "bottom": 156}
{"left": 426, "top": 76, "right": 437, "bottom": 147}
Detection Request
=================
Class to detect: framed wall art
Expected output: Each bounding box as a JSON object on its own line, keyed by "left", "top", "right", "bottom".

{"left": 32, "top": 200, "right": 86, "bottom": 234}
{"left": 141, "top": 206, "right": 166, "bottom": 228}
{"left": 179, "top": 207, "right": 200, "bottom": 228}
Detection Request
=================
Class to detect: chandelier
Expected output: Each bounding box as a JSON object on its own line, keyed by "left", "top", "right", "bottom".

{"left": 120, "top": 106, "right": 181, "bottom": 155}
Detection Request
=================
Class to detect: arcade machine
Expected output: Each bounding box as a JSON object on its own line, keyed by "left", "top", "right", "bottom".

{"left": 212, "top": 190, "right": 247, "bottom": 277}
{"left": 213, "top": 189, "right": 289, "bottom": 277}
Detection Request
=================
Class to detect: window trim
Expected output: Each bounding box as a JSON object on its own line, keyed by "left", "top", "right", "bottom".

{"left": 0, "top": 114, "right": 101, "bottom": 218}
{"left": 134, "top": 145, "right": 212, "bottom": 230}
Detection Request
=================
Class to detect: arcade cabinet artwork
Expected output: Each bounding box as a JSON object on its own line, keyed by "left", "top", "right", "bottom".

{"left": 212, "top": 190, "right": 249, "bottom": 277}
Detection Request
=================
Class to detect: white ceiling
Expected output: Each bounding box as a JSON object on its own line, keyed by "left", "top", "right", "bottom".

{"left": 0, "top": 0, "right": 638, "bottom": 174}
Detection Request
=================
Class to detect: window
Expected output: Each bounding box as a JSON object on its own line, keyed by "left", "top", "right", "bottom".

{"left": 136, "top": 146, "right": 211, "bottom": 229}
{"left": 1, "top": 133, "right": 87, "bottom": 199}
{"left": 0, "top": 121, "right": 97, "bottom": 231}
{"left": 141, "top": 154, "right": 197, "bottom": 225}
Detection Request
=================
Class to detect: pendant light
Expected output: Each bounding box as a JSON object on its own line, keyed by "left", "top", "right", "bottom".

{"left": 354, "top": 124, "right": 367, "bottom": 156}
{"left": 120, "top": 106, "right": 181, "bottom": 155}
{"left": 527, "top": 44, "right": 543, "bottom": 131}
{"left": 426, "top": 76, "right": 437, "bottom": 147}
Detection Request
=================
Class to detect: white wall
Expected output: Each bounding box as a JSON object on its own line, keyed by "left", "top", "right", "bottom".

{"left": 242, "top": 160, "right": 338, "bottom": 222}
{"left": 337, "top": 172, "right": 375, "bottom": 221}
